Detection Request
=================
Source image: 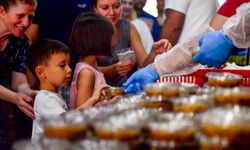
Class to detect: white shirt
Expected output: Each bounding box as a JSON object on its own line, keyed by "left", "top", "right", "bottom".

{"left": 132, "top": 19, "right": 154, "bottom": 54}
{"left": 31, "top": 90, "right": 67, "bottom": 141}
{"left": 164, "top": 0, "right": 219, "bottom": 44}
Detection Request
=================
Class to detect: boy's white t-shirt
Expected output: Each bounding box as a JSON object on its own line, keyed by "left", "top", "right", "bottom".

{"left": 31, "top": 90, "right": 67, "bottom": 141}
{"left": 164, "top": 0, "right": 219, "bottom": 44}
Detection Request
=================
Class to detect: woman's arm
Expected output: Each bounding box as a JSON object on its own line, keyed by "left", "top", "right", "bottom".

{"left": 26, "top": 68, "right": 39, "bottom": 90}
{"left": 99, "top": 64, "right": 118, "bottom": 78}
{"left": 130, "top": 24, "right": 172, "bottom": 67}
{"left": 99, "top": 61, "right": 134, "bottom": 79}
{"left": 12, "top": 71, "right": 36, "bottom": 97}
{"left": 0, "top": 84, "right": 35, "bottom": 119}
{"left": 130, "top": 24, "right": 148, "bottom": 67}
{"left": 0, "top": 85, "right": 17, "bottom": 103}
{"left": 26, "top": 24, "right": 40, "bottom": 45}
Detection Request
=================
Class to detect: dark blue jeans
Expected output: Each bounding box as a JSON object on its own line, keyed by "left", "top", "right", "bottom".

{"left": 0, "top": 103, "right": 11, "bottom": 150}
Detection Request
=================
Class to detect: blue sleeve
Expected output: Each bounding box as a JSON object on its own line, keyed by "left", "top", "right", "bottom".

{"left": 140, "top": 11, "right": 161, "bottom": 41}
{"left": 152, "top": 18, "right": 161, "bottom": 41}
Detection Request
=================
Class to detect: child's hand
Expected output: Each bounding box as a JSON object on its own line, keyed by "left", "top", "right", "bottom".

{"left": 92, "top": 84, "right": 110, "bottom": 103}
{"left": 94, "top": 95, "right": 121, "bottom": 108}
{"left": 108, "top": 95, "right": 121, "bottom": 104}
{"left": 152, "top": 39, "right": 172, "bottom": 54}
{"left": 116, "top": 61, "right": 134, "bottom": 76}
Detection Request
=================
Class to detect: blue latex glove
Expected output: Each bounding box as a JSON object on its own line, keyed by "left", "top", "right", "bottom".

{"left": 193, "top": 29, "right": 234, "bottom": 68}
{"left": 123, "top": 64, "right": 159, "bottom": 93}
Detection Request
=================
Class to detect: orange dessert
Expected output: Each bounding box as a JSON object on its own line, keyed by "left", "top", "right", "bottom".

{"left": 44, "top": 124, "right": 87, "bottom": 140}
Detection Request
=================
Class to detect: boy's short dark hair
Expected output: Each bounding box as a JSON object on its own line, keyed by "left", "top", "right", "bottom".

{"left": 28, "top": 39, "right": 70, "bottom": 79}
{"left": 69, "top": 12, "right": 114, "bottom": 57}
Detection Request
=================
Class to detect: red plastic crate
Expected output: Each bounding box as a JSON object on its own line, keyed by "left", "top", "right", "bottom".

{"left": 157, "top": 68, "right": 250, "bottom": 87}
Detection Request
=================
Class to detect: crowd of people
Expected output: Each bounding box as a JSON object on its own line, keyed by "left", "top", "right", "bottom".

{"left": 0, "top": 0, "right": 249, "bottom": 149}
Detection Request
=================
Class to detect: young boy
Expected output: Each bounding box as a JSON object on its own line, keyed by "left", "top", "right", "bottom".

{"left": 28, "top": 39, "right": 108, "bottom": 141}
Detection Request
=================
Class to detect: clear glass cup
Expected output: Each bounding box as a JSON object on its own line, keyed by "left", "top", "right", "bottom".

{"left": 117, "top": 48, "right": 136, "bottom": 65}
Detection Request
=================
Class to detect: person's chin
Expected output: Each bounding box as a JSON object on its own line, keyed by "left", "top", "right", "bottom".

{"left": 123, "top": 12, "right": 129, "bottom": 17}
{"left": 112, "top": 20, "right": 119, "bottom": 26}
{"left": 64, "top": 79, "right": 71, "bottom": 85}
{"left": 13, "top": 32, "right": 24, "bottom": 38}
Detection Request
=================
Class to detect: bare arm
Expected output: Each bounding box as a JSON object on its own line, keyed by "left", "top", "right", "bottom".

{"left": 12, "top": 71, "right": 36, "bottom": 96}
{"left": 75, "top": 69, "right": 96, "bottom": 108}
{"left": 0, "top": 72, "right": 35, "bottom": 119}
{"left": 11, "top": 71, "right": 36, "bottom": 97}
{"left": 209, "top": 13, "right": 228, "bottom": 31}
{"left": 0, "top": 85, "right": 34, "bottom": 119}
{"left": 76, "top": 84, "right": 109, "bottom": 110}
{"left": 26, "top": 68, "right": 39, "bottom": 90}
{"left": 131, "top": 24, "right": 172, "bottom": 67}
{"left": 100, "top": 24, "right": 154, "bottom": 77}
{"left": 160, "top": 9, "right": 185, "bottom": 46}
{"left": 99, "top": 64, "right": 118, "bottom": 79}
{"left": 130, "top": 24, "right": 150, "bottom": 67}
{"left": 26, "top": 24, "right": 40, "bottom": 45}
{"left": 0, "top": 85, "right": 19, "bottom": 103}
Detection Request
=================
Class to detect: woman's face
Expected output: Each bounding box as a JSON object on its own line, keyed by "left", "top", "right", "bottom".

{"left": 0, "top": 2, "right": 35, "bottom": 37}
{"left": 121, "top": 0, "right": 134, "bottom": 19}
{"left": 94, "top": 0, "right": 121, "bottom": 26}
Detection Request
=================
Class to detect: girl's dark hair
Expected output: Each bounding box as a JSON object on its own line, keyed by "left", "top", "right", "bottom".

{"left": 0, "top": 0, "right": 37, "bottom": 10}
{"left": 69, "top": 12, "right": 114, "bottom": 57}
{"left": 28, "top": 39, "right": 70, "bottom": 79}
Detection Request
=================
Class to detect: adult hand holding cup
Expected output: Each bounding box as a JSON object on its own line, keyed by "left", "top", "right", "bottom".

{"left": 116, "top": 48, "right": 136, "bottom": 76}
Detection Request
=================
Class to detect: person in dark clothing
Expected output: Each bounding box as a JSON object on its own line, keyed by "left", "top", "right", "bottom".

{"left": 0, "top": 0, "right": 37, "bottom": 149}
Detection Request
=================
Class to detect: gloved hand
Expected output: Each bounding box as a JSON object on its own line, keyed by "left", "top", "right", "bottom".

{"left": 123, "top": 64, "right": 159, "bottom": 93}
{"left": 192, "top": 29, "right": 234, "bottom": 68}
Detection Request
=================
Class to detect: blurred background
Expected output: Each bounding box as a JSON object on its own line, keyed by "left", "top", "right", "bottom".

{"left": 144, "top": 0, "right": 227, "bottom": 17}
